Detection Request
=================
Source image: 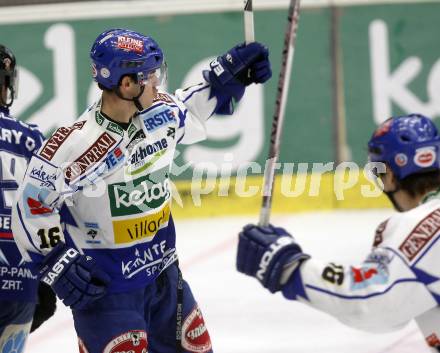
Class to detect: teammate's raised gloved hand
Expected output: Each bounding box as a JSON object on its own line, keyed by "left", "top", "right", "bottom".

{"left": 40, "top": 243, "right": 110, "bottom": 309}
{"left": 203, "top": 42, "right": 271, "bottom": 114}
{"left": 236, "top": 224, "right": 310, "bottom": 293}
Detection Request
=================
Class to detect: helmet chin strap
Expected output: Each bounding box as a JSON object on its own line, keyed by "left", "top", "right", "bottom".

{"left": 114, "top": 85, "right": 145, "bottom": 111}
{"left": 384, "top": 183, "right": 404, "bottom": 212}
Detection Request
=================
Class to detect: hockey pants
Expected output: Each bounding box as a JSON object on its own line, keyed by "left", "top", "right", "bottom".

{"left": 0, "top": 300, "right": 35, "bottom": 353}
{"left": 73, "top": 263, "right": 213, "bottom": 353}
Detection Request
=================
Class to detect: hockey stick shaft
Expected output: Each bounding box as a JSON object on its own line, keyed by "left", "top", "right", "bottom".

{"left": 244, "top": 0, "right": 255, "bottom": 43}
{"left": 259, "top": 0, "right": 302, "bottom": 226}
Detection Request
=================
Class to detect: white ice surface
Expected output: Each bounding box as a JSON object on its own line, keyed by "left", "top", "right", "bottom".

{"left": 27, "top": 209, "right": 432, "bottom": 353}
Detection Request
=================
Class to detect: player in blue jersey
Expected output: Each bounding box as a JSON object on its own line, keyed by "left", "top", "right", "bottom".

{"left": 237, "top": 114, "right": 440, "bottom": 352}
{"left": 11, "top": 29, "right": 272, "bottom": 353}
{"left": 0, "top": 45, "right": 54, "bottom": 353}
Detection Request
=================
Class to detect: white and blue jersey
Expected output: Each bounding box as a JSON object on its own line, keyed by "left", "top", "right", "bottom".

{"left": 282, "top": 192, "right": 440, "bottom": 351}
{"left": 0, "top": 106, "right": 44, "bottom": 302}
{"left": 11, "top": 84, "right": 215, "bottom": 294}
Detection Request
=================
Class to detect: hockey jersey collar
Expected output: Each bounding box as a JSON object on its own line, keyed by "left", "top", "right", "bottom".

{"left": 94, "top": 101, "right": 137, "bottom": 139}
{"left": 421, "top": 188, "right": 440, "bottom": 204}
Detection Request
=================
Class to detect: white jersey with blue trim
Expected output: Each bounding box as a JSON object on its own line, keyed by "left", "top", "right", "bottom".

{"left": 282, "top": 192, "right": 440, "bottom": 351}
{"left": 11, "top": 83, "right": 216, "bottom": 294}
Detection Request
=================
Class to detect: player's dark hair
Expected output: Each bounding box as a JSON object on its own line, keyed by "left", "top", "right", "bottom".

{"left": 98, "top": 74, "right": 138, "bottom": 92}
{"left": 399, "top": 170, "right": 440, "bottom": 197}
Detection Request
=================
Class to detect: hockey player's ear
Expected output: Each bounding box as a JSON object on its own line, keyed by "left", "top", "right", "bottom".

{"left": 381, "top": 165, "right": 398, "bottom": 192}
{"left": 119, "top": 75, "right": 134, "bottom": 90}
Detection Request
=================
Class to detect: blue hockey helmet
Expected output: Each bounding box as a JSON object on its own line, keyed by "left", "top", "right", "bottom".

{"left": 368, "top": 114, "right": 440, "bottom": 180}
{"left": 90, "top": 28, "right": 166, "bottom": 90}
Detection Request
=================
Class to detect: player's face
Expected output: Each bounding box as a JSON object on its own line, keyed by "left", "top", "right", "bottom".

{"left": 137, "top": 72, "right": 159, "bottom": 109}
{"left": 377, "top": 168, "right": 397, "bottom": 193}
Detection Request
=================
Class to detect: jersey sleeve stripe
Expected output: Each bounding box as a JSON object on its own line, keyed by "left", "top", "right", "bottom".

{"left": 16, "top": 203, "right": 41, "bottom": 253}
{"left": 182, "top": 84, "right": 210, "bottom": 103}
{"left": 305, "top": 278, "right": 420, "bottom": 300}
{"left": 33, "top": 153, "right": 59, "bottom": 168}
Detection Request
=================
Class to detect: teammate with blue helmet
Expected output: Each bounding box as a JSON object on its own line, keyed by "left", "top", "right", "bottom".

{"left": 0, "top": 44, "right": 54, "bottom": 353}
{"left": 11, "top": 28, "right": 272, "bottom": 353}
{"left": 236, "top": 114, "right": 440, "bottom": 352}
{"left": 368, "top": 114, "right": 440, "bottom": 211}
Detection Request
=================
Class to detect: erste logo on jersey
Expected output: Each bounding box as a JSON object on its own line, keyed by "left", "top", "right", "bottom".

{"left": 64, "top": 132, "right": 116, "bottom": 182}
{"left": 142, "top": 106, "right": 176, "bottom": 132}
{"left": 414, "top": 146, "right": 436, "bottom": 168}
{"left": 70, "top": 144, "right": 125, "bottom": 190}
{"left": 40, "top": 121, "right": 86, "bottom": 160}
{"left": 181, "top": 306, "right": 212, "bottom": 353}
{"left": 399, "top": 208, "right": 440, "bottom": 261}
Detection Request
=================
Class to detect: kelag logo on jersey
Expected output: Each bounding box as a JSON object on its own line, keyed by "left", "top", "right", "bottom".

{"left": 108, "top": 168, "right": 170, "bottom": 217}
{"left": 125, "top": 137, "right": 168, "bottom": 176}
{"left": 141, "top": 106, "right": 176, "bottom": 132}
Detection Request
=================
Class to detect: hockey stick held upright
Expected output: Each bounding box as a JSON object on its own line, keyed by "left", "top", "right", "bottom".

{"left": 259, "top": 0, "right": 302, "bottom": 226}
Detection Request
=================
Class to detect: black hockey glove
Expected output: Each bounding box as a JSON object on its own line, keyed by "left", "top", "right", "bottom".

{"left": 40, "top": 243, "right": 110, "bottom": 309}
{"left": 237, "top": 224, "right": 310, "bottom": 293}
{"left": 203, "top": 42, "right": 272, "bottom": 114}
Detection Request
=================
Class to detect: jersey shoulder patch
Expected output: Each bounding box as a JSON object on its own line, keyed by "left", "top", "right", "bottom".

{"left": 373, "top": 219, "right": 389, "bottom": 247}
{"left": 152, "top": 92, "right": 175, "bottom": 105}
{"left": 38, "top": 120, "right": 87, "bottom": 162}
{"left": 398, "top": 207, "right": 440, "bottom": 262}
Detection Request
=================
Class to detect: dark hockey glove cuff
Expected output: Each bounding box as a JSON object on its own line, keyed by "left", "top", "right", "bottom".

{"left": 30, "top": 282, "right": 57, "bottom": 333}
{"left": 202, "top": 63, "right": 245, "bottom": 115}
{"left": 237, "top": 224, "right": 310, "bottom": 293}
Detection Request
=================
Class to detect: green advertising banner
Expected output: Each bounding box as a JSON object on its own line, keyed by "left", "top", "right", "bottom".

{"left": 0, "top": 8, "right": 332, "bottom": 181}
{"left": 0, "top": 1, "right": 439, "bottom": 182}
{"left": 341, "top": 2, "right": 440, "bottom": 163}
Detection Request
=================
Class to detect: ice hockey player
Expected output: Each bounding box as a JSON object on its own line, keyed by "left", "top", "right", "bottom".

{"left": 237, "top": 114, "right": 440, "bottom": 352}
{"left": 0, "top": 45, "right": 55, "bottom": 353}
{"left": 11, "top": 28, "right": 272, "bottom": 352}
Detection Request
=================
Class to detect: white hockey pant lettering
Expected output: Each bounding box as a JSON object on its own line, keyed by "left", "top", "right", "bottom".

{"left": 42, "top": 248, "right": 79, "bottom": 285}
{"left": 256, "top": 237, "right": 295, "bottom": 281}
